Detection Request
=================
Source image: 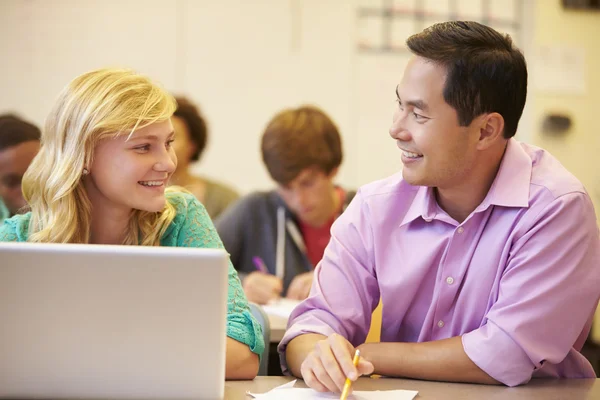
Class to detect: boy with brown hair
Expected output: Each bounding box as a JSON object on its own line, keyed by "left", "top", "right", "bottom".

{"left": 215, "top": 105, "right": 354, "bottom": 305}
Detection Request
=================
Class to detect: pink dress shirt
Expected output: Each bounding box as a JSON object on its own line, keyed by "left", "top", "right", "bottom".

{"left": 278, "top": 139, "right": 600, "bottom": 386}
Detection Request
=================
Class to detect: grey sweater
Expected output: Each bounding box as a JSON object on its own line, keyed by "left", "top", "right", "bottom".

{"left": 215, "top": 190, "right": 355, "bottom": 294}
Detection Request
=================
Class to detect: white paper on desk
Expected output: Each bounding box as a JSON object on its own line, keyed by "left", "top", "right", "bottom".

{"left": 261, "top": 298, "right": 302, "bottom": 319}
{"left": 248, "top": 379, "right": 418, "bottom": 400}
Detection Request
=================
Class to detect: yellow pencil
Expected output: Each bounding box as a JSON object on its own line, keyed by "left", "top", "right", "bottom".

{"left": 339, "top": 349, "right": 360, "bottom": 400}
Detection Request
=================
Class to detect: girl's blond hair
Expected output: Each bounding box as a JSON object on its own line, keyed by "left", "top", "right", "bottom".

{"left": 23, "top": 67, "right": 178, "bottom": 245}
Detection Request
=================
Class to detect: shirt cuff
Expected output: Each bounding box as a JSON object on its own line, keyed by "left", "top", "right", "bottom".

{"left": 462, "top": 320, "right": 535, "bottom": 387}
{"left": 277, "top": 321, "right": 336, "bottom": 375}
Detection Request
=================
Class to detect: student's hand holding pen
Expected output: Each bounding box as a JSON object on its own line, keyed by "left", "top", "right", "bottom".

{"left": 300, "top": 333, "right": 374, "bottom": 394}
{"left": 287, "top": 271, "right": 314, "bottom": 300}
{"left": 242, "top": 272, "right": 283, "bottom": 305}
{"left": 242, "top": 257, "right": 283, "bottom": 304}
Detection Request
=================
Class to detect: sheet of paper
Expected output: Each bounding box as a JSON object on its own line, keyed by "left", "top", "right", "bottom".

{"left": 261, "top": 298, "right": 302, "bottom": 319}
{"left": 248, "top": 380, "right": 418, "bottom": 400}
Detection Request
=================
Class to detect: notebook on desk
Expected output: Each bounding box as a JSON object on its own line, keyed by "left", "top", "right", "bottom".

{"left": 0, "top": 242, "right": 229, "bottom": 400}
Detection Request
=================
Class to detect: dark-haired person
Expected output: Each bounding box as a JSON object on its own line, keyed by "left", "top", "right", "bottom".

{"left": 216, "top": 105, "right": 354, "bottom": 305}
{"left": 0, "top": 114, "right": 41, "bottom": 223}
{"left": 279, "top": 21, "right": 600, "bottom": 390}
{"left": 169, "top": 96, "right": 239, "bottom": 219}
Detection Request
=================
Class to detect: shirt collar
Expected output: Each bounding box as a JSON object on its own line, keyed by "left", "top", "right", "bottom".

{"left": 400, "top": 185, "right": 437, "bottom": 227}
{"left": 399, "top": 139, "right": 531, "bottom": 227}
{"left": 482, "top": 138, "right": 531, "bottom": 209}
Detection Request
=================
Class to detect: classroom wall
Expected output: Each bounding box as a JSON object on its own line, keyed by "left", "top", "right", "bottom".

{"left": 529, "top": 0, "right": 600, "bottom": 342}
{"left": 531, "top": 0, "right": 600, "bottom": 212}
{"left": 0, "top": 0, "right": 359, "bottom": 193}
{"left": 0, "top": 0, "right": 532, "bottom": 194}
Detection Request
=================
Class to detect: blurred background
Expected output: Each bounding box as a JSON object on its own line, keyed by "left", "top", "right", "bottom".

{"left": 1, "top": 0, "right": 596, "bottom": 194}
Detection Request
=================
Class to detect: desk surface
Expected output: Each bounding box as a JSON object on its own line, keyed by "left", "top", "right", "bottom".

{"left": 267, "top": 314, "right": 287, "bottom": 343}
{"left": 224, "top": 376, "right": 600, "bottom": 399}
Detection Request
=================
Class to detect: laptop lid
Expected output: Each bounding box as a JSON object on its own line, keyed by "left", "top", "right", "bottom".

{"left": 0, "top": 242, "right": 228, "bottom": 399}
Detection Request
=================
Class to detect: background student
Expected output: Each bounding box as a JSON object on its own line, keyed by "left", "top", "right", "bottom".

{"left": 169, "top": 96, "right": 240, "bottom": 219}
{"left": 0, "top": 114, "right": 40, "bottom": 223}
{"left": 216, "top": 106, "right": 354, "bottom": 305}
{"left": 0, "top": 68, "right": 264, "bottom": 380}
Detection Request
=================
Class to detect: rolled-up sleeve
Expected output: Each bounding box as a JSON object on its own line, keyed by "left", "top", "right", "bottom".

{"left": 278, "top": 190, "right": 380, "bottom": 374}
{"left": 463, "top": 192, "right": 600, "bottom": 386}
{"left": 225, "top": 261, "right": 265, "bottom": 357}
{"left": 172, "top": 193, "right": 265, "bottom": 358}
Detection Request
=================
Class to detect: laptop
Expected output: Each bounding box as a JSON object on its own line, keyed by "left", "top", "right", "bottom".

{"left": 0, "top": 242, "right": 229, "bottom": 399}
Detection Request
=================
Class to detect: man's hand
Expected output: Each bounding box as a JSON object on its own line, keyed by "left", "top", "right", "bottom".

{"left": 242, "top": 271, "right": 283, "bottom": 305}
{"left": 300, "top": 333, "right": 374, "bottom": 393}
{"left": 287, "top": 271, "right": 314, "bottom": 300}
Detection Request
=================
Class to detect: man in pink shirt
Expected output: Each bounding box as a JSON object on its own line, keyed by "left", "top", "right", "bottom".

{"left": 279, "top": 21, "right": 600, "bottom": 389}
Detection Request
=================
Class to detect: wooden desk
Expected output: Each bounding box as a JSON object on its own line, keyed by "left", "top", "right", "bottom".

{"left": 224, "top": 376, "right": 600, "bottom": 399}
{"left": 267, "top": 313, "right": 287, "bottom": 343}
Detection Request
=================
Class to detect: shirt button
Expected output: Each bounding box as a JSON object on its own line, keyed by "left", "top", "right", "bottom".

{"left": 446, "top": 276, "right": 454, "bottom": 285}
{"left": 457, "top": 227, "right": 464, "bottom": 234}
{"left": 424, "top": 218, "right": 432, "bottom": 222}
{"left": 437, "top": 320, "right": 445, "bottom": 328}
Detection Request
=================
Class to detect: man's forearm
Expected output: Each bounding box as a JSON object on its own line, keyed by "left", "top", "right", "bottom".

{"left": 285, "top": 333, "right": 327, "bottom": 377}
{"left": 358, "top": 336, "right": 499, "bottom": 385}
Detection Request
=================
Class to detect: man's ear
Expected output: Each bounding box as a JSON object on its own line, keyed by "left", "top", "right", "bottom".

{"left": 477, "top": 112, "right": 505, "bottom": 150}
